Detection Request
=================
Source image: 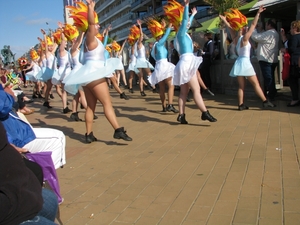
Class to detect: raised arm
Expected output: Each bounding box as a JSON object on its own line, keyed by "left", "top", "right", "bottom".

{"left": 71, "top": 31, "right": 84, "bottom": 55}
{"left": 85, "top": 0, "right": 98, "bottom": 48}
{"left": 243, "top": 5, "right": 266, "bottom": 42}
{"left": 41, "top": 29, "right": 49, "bottom": 58}
{"left": 137, "top": 19, "right": 144, "bottom": 45}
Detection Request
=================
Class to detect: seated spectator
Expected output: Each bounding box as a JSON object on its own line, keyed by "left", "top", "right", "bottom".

{"left": 0, "top": 121, "right": 58, "bottom": 225}
{"left": 0, "top": 85, "right": 66, "bottom": 169}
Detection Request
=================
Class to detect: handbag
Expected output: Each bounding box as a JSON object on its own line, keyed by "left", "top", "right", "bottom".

{"left": 25, "top": 151, "right": 63, "bottom": 204}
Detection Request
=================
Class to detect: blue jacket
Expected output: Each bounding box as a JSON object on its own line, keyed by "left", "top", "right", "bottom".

{"left": 0, "top": 86, "right": 36, "bottom": 147}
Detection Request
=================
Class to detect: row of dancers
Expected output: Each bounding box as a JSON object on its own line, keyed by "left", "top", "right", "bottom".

{"left": 22, "top": 0, "right": 276, "bottom": 143}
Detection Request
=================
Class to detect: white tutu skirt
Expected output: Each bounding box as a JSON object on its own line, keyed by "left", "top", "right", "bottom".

{"left": 135, "top": 57, "right": 154, "bottom": 70}
{"left": 26, "top": 69, "right": 42, "bottom": 82}
{"left": 63, "top": 64, "right": 82, "bottom": 95}
{"left": 64, "top": 58, "right": 120, "bottom": 95}
{"left": 37, "top": 67, "right": 58, "bottom": 82}
{"left": 148, "top": 59, "right": 175, "bottom": 85}
{"left": 173, "top": 53, "right": 201, "bottom": 86}
{"left": 52, "top": 67, "right": 72, "bottom": 85}
{"left": 115, "top": 58, "right": 124, "bottom": 71}
{"left": 229, "top": 56, "right": 256, "bottom": 77}
{"left": 126, "top": 56, "right": 139, "bottom": 74}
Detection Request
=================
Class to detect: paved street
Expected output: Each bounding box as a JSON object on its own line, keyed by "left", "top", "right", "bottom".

{"left": 24, "top": 86, "right": 300, "bottom": 225}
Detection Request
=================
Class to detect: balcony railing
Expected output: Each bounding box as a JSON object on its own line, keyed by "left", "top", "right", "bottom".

{"left": 95, "top": 1, "right": 113, "bottom": 14}
{"left": 131, "top": 0, "right": 151, "bottom": 11}
{"left": 100, "top": 1, "right": 131, "bottom": 23}
{"left": 110, "top": 14, "right": 133, "bottom": 30}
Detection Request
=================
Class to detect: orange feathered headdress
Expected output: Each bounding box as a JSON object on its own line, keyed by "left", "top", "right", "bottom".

{"left": 63, "top": 23, "right": 79, "bottom": 41}
{"left": 163, "top": 0, "right": 184, "bottom": 31}
{"left": 129, "top": 25, "right": 141, "bottom": 40}
{"left": 146, "top": 18, "right": 164, "bottom": 38}
{"left": 52, "top": 28, "right": 66, "bottom": 45}
{"left": 224, "top": 8, "right": 248, "bottom": 31}
{"left": 105, "top": 46, "right": 112, "bottom": 53}
{"left": 30, "top": 49, "right": 39, "bottom": 60}
{"left": 67, "top": 1, "right": 99, "bottom": 32}
{"left": 127, "top": 34, "right": 136, "bottom": 46}
{"left": 96, "top": 32, "right": 104, "bottom": 42}
{"left": 111, "top": 41, "right": 121, "bottom": 51}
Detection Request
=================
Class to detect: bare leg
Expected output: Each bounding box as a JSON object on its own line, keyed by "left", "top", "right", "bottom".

{"left": 85, "top": 79, "right": 120, "bottom": 131}
{"left": 237, "top": 76, "right": 246, "bottom": 105}
{"left": 166, "top": 77, "right": 175, "bottom": 104}
{"left": 61, "top": 84, "right": 68, "bottom": 109}
{"left": 138, "top": 69, "right": 144, "bottom": 92}
{"left": 110, "top": 76, "right": 123, "bottom": 94}
{"left": 179, "top": 83, "right": 189, "bottom": 114}
{"left": 188, "top": 75, "right": 207, "bottom": 112}
{"left": 247, "top": 76, "right": 267, "bottom": 101}
{"left": 115, "top": 71, "right": 120, "bottom": 86}
{"left": 129, "top": 71, "right": 134, "bottom": 89}
{"left": 120, "top": 69, "right": 127, "bottom": 86}
{"left": 158, "top": 81, "right": 166, "bottom": 108}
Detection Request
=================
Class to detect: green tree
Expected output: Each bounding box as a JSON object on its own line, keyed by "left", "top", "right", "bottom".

{"left": 204, "top": 0, "right": 241, "bottom": 14}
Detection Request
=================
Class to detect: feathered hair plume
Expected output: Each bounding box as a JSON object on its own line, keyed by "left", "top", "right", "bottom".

{"left": 46, "top": 36, "right": 54, "bottom": 46}
{"left": 105, "top": 45, "right": 112, "bottom": 53}
{"left": 67, "top": 1, "right": 99, "bottom": 32}
{"left": 129, "top": 25, "right": 141, "bottom": 40}
{"left": 111, "top": 41, "right": 121, "bottom": 51}
{"left": 30, "top": 49, "right": 39, "bottom": 60}
{"left": 96, "top": 32, "right": 104, "bottom": 42}
{"left": 224, "top": 8, "right": 248, "bottom": 31}
{"left": 52, "top": 28, "right": 66, "bottom": 44}
{"left": 146, "top": 18, "right": 164, "bottom": 38}
{"left": 163, "top": 0, "right": 184, "bottom": 31}
{"left": 63, "top": 23, "right": 79, "bottom": 41}
{"left": 127, "top": 34, "right": 136, "bottom": 46}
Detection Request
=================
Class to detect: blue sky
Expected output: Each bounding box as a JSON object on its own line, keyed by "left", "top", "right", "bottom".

{"left": 0, "top": 0, "right": 65, "bottom": 60}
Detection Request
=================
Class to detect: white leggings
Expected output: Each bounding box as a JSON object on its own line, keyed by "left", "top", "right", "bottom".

{"left": 23, "top": 128, "right": 66, "bottom": 169}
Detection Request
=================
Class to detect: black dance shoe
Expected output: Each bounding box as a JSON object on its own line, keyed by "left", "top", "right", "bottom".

{"left": 167, "top": 104, "right": 179, "bottom": 113}
{"left": 263, "top": 100, "right": 276, "bottom": 108}
{"left": 113, "top": 127, "right": 132, "bottom": 141}
{"left": 63, "top": 107, "right": 72, "bottom": 114}
{"left": 238, "top": 104, "right": 249, "bottom": 111}
{"left": 49, "top": 93, "right": 54, "bottom": 99}
{"left": 177, "top": 114, "right": 188, "bottom": 124}
{"left": 129, "top": 88, "right": 134, "bottom": 93}
{"left": 70, "top": 112, "right": 82, "bottom": 121}
{"left": 140, "top": 91, "right": 147, "bottom": 97}
{"left": 43, "top": 101, "right": 52, "bottom": 109}
{"left": 120, "top": 92, "right": 129, "bottom": 100}
{"left": 85, "top": 132, "right": 97, "bottom": 143}
{"left": 201, "top": 111, "right": 217, "bottom": 122}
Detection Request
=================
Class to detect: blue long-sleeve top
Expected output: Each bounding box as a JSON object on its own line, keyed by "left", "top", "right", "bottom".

{"left": 151, "top": 27, "right": 172, "bottom": 61}
{"left": 176, "top": 5, "right": 195, "bottom": 54}
{"left": 102, "top": 35, "right": 110, "bottom": 60}
{"left": 0, "top": 85, "right": 36, "bottom": 147}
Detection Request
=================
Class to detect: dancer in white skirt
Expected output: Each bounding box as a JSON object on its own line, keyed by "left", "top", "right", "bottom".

{"left": 25, "top": 49, "right": 43, "bottom": 99}
{"left": 52, "top": 26, "right": 72, "bottom": 114}
{"left": 63, "top": 25, "right": 88, "bottom": 122}
{"left": 219, "top": 6, "right": 275, "bottom": 110}
{"left": 65, "top": 0, "right": 132, "bottom": 142}
{"left": 126, "top": 34, "right": 140, "bottom": 93}
{"left": 147, "top": 19, "right": 178, "bottom": 113}
{"left": 112, "top": 40, "right": 128, "bottom": 88}
{"left": 165, "top": 0, "right": 217, "bottom": 124}
{"left": 135, "top": 20, "right": 156, "bottom": 96}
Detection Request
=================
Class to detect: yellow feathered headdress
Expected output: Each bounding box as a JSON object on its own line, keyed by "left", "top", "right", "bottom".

{"left": 63, "top": 23, "right": 79, "bottom": 41}
{"left": 52, "top": 28, "right": 66, "bottom": 45}
{"left": 129, "top": 25, "right": 141, "bottom": 40}
{"left": 67, "top": 1, "right": 99, "bottom": 32}
{"left": 224, "top": 8, "right": 248, "bottom": 31}
{"left": 46, "top": 36, "right": 54, "bottom": 46}
{"left": 127, "top": 34, "right": 136, "bottom": 46}
{"left": 146, "top": 18, "right": 164, "bottom": 38}
{"left": 105, "top": 46, "right": 112, "bottom": 53}
{"left": 30, "top": 49, "right": 39, "bottom": 60}
{"left": 111, "top": 41, "right": 121, "bottom": 51}
{"left": 163, "top": 0, "right": 184, "bottom": 31}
